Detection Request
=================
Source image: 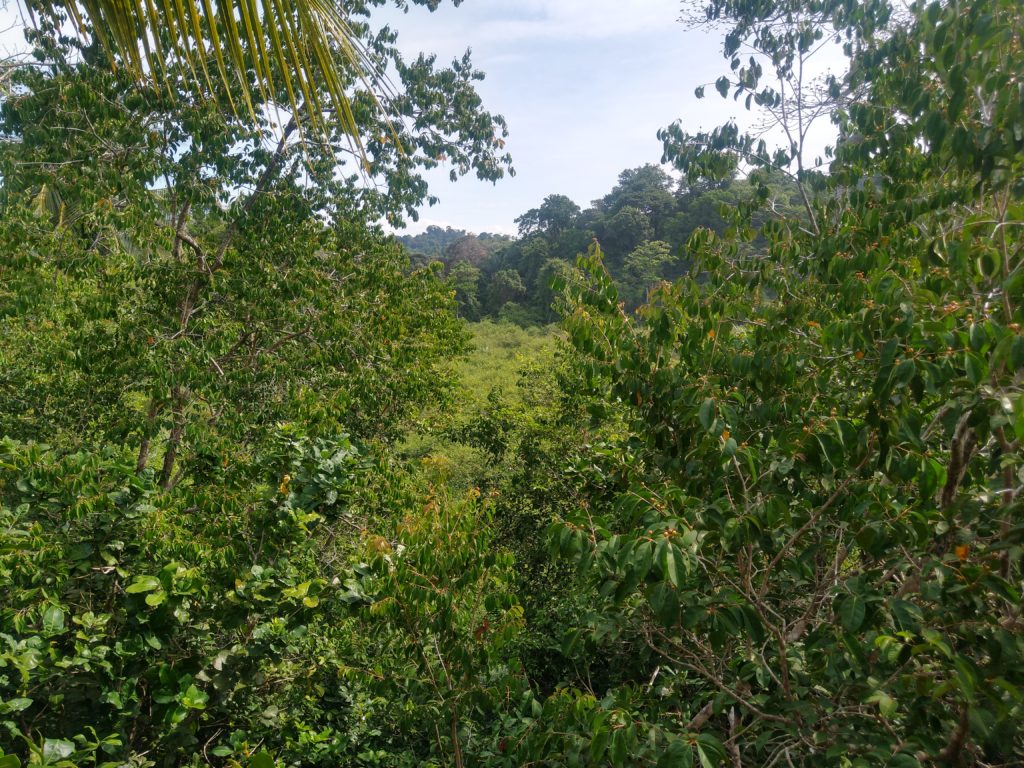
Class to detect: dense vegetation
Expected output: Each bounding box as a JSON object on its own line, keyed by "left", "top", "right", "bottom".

{"left": 398, "top": 167, "right": 804, "bottom": 324}
{"left": 2, "top": 0, "right": 1022, "bottom": 767}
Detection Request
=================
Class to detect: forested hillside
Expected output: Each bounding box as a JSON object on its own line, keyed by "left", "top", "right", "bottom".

{"left": 2, "top": 1, "right": 1023, "bottom": 767}
{"left": 399, "top": 167, "right": 805, "bottom": 324}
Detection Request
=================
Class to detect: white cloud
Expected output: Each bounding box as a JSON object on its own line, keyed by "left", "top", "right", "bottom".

{"left": 472, "top": 0, "right": 678, "bottom": 42}
{"left": 376, "top": 0, "right": 679, "bottom": 57}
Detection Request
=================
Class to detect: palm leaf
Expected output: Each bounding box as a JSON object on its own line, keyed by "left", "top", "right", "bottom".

{"left": 33, "top": 0, "right": 371, "bottom": 141}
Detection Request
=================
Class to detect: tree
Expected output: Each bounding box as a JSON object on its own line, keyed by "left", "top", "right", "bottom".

{"left": 621, "top": 239, "right": 675, "bottom": 306}
{"left": 486, "top": 268, "right": 526, "bottom": 314}
{"left": 445, "top": 234, "right": 490, "bottom": 266}
{"left": 661, "top": 0, "right": 894, "bottom": 234}
{"left": 515, "top": 194, "right": 581, "bottom": 242}
{"left": 518, "top": 0, "right": 1024, "bottom": 765}
{"left": 596, "top": 164, "right": 676, "bottom": 238}
{"left": 0, "top": 8, "right": 514, "bottom": 766}
{"left": 0, "top": 15, "right": 508, "bottom": 485}
{"left": 596, "top": 205, "right": 653, "bottom": 267}
{"left": 449, "top": 260, "right": 482, "bottom": 320}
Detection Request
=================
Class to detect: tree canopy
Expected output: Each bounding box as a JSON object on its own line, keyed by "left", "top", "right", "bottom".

{"left": 1, "top": 0, "right": 1022, "bottom": 767}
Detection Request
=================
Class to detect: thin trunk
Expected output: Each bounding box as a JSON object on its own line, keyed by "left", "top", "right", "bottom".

{"left": 171, "top": 200, "right": 191, "bottom": 262}
{"left": 161, "top": 120, "right": 298, "bottom": 485}
{"left": 135, "top": 398, "right": 162, "bottom": 474}
{"left": 158, "top": 387, "right": 185, "bottom": 489}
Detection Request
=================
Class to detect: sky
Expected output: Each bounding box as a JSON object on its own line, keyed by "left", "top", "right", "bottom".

{"left": 373, "top": 0, "right": 748, "bottom": 235}
{"left": 0, "top": 0, "right": 842, "bottom": 235}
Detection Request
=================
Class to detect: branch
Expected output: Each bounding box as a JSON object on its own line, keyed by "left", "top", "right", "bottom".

{"left": 758, "top": 462, "right": 866, "bottom": 598}
{"left": 212, "top": 117, "right": 298, "bottom": 269}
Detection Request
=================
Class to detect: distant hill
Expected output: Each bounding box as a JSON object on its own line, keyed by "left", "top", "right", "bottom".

{"left": 398, "top": 226, "right": 512, "bottom": 266}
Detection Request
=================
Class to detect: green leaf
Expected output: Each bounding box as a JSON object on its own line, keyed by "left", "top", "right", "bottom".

{"left": 659, "top": 540, "right": 682, "bottom": 587}
{"left": 698, "top": 399, "right": 715, "bottom": 431}
{"left": 283, "top": 580, "right": 311, "bottom": 599}
{"left": 1009, "top": 336, "right": 1024, "bottom": 371}
{"left": 658, "top": 738, "right": 692, "bottom": 768}
{"left": 41, "top": 605, "right": 65, "bottom": 635}
{"left": 894, "top": 358, "right": 916, "bottom": 386}
{"left": 964, "top": 352, "right": 987, "bottom": 384}
{"left": 0, "top": 755, "right": 21, "bottom": 768}
{"left": 67, "top": 542, "right": 94, "bottom": 560}
{"left": 610, "top": 728, "right": 628, "bottom": 768}
{"left": 249, "top": 751, "right": 275, "bottom": 768}
{"left": 837, "top": 594, "right": 866, "bottom": 631}
{"left": 868, "top": 691, "right": 897, "bottom": 719}
{"left": 42, "top": 739, "right": 75, "bottom": 762}
{"left": 126, "top": 575, "right": 162, "bottom": 593}
{"left": 696, "top": 733, "right": 725, "bottom": 766}
{"left": 3, "top": 698, "right": 33, "bottom": 713}
{"left": 180, "top": 684, "right": 209, "bottom": 710}
{"left": 589, "top": 723, "right": 610, "bottom": 763}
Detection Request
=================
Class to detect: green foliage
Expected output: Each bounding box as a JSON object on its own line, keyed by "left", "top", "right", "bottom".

{"left": 351, "top": 481, "right": 525, "bottom": 768}
{"left": 0, "top": 9, "right": 515, "bottom": 766}
{"left": 515, "top": 194, "right": 581, "bottom": 241}
{"left": 524, "top": 1, "right": 1024, "bottom": 764}
{"left": 0, "top": 25, "right": 477, "bottom": 484}
{"left": 0, "top": 434, "right": 356, "bottom": 764}
{"left": 4, "top": 1, "right": 1024, "bottom": 767}
{"left": 621, "top": 240, "right": 677, "bottom": 307}
{"left": 455, "top": 164, "right": 785, "bottom": 323}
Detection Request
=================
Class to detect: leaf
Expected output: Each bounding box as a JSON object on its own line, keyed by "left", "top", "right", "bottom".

{"left": 3, "top": 698, "right": 33, "bottom": 713}
{"left": 67, "top": 542, "right": 94, "bottom": 560}
{"left": 42, "top": 739, "right": 75, "bottom": 762}
{"left": 125, "top": 575, "right": 162, "bottom": 593}
{"left": 659, "top": 540, "right": 682, "bottom": 587}
{"left": 249, "top": 752, "right": 275, "bottom": 768}
{"left": 868, "top": 690, "right": 897, "bottom": 719}
{"left": 648, "top": 581, "right": 679, "bottom": 626}
{"left": 0, "top": 755, "right": 20, "bottom": 768}
{"left": 610, "top": 728, "right": 627, "bottom": 768}
{"left": 41, "top": 606, "right": 65, "bottom": 635}
{"left": 589, "top": 722, "right": 610, "bottom": 763}
{"left": 658, "top": 738, "right": 693, "bottom": 768}
{"left": 698, "top": 399, "right": 715, "bottom": 431}
{"left": 283, "top": 580, "right": 311, "bottom": 599}
{"left": 837, "top": 594, "right": 866, "bottom": 631}
{"left": 964, "top": 352, "right": 986, "bottom": 384}
{"left": 53, "top": 0, "right": 375, "bottom": 143}
{"left": 1009, "top": 336, "right": 1024, "bottom": 370}
{"left": 696, "top": 733, "right": 725, "bottom": 767}
{"left": 180, "top": 684, "right": 209, "bottom": 710}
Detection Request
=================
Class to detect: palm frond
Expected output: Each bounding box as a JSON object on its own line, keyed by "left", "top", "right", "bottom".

{"left": 31, "top": 0, "right": 371, "bottom": 143}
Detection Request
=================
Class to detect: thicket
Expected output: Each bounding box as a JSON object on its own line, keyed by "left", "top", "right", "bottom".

{"left": 1, "top": 0, "right": 1023, "bottom": 766}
